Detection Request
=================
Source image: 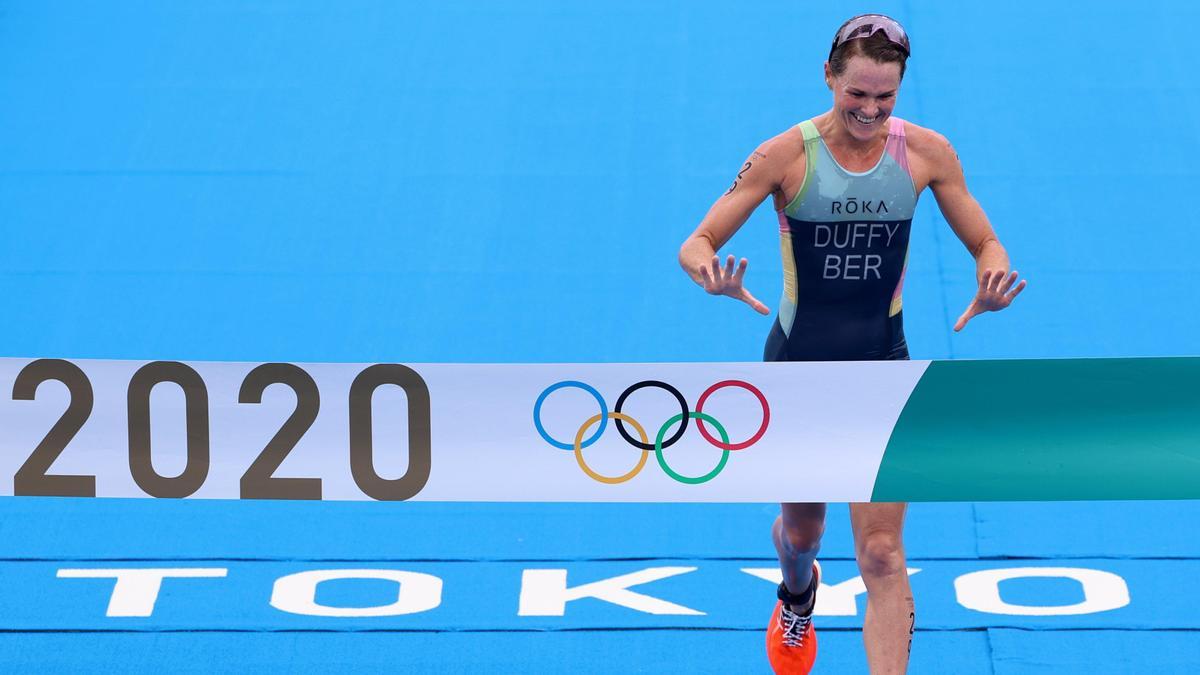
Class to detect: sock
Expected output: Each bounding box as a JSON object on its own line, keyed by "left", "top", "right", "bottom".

{"left": 777, "top": 578, "right": 815, "bottom": 613}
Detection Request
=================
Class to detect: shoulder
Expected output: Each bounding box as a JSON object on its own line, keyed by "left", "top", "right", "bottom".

{"left": 751, "top": 124, "right": 807, "bottom": 166}
{"left": 902, "top": 118, "right": 955, "bottom": 158}
{"left": 899, "top": 120, "right": 957, "bottom": 163}
{"left": 897, "top": 119, "right": 962, "bottom": 186}
{"left": 727, "top": 125, "right": 809, "bottom": 198}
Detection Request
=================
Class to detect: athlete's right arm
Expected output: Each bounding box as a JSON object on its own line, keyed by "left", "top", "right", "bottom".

{"left": 678, "top": 143, "right": 788, "bottom": 315}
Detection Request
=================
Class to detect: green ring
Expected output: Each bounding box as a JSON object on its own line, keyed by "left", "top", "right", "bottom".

{"left": 654, "top": 412, "right": 730, "bottom": 485}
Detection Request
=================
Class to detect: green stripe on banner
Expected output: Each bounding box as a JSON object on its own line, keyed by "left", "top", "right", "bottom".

{"left": 872, "top": 357, "right": 1200, "bottom": 501}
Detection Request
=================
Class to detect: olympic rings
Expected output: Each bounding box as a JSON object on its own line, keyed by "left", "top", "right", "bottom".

{"left": 533, "top": 378, "right": 769, "bottom": 485}
{"left": 575, "top": 412, "right": 649, "bottom": 484}
{"left": 614, "top": 380, "right": 688, "bottom": 450}
{"left": 534, "top": 381, "right": 607, "bottom": 450}
{"left": 655, "top": 412, "right": 729, "bottom": 485}
{"left": 695, "top": 380, "right": 770, "bottom": 450}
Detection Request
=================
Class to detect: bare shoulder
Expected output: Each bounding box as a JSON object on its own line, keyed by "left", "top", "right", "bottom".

{"left": 901, "top": 120, "right": 956, "bottom": 163}
{"left": 749, "top": 125, "right": 808, "bottom": 204}
{"left": 751, "top": 125, "right": 807, "bottom": 167}
{"left": 899, "top": 120, "right": 961, "bottom": 189}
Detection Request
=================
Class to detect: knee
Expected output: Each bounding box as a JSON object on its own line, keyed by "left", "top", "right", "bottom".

{"left": 774, "top": 515, "right": 824, "bottom": 558}
{"left": 855, "top": 530, "right": 906, "bottom": 580}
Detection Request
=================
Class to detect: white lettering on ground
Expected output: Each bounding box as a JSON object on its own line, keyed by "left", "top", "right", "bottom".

{"left": 56, "top": 568, "right": 228, "bottom": 617}
{"left": 954, "top": 567, "right": 1131, "bottom": 616}
{"left": 270, "top": 569, "right": 443, "bottom": 617}
{"left": 741, "top": 567, "right": 922, "bottom": 616}
{"left": 518, "top": 566, "right": 703, "bottom": 616}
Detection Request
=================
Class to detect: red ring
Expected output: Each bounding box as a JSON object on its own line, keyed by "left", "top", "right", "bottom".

{"left": 694, "top": 380, "right": 769, "bottom": 451}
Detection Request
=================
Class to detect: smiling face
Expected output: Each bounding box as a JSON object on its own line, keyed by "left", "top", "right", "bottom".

{"left": 825, "top": 55, "right": 903, "bottom": 143}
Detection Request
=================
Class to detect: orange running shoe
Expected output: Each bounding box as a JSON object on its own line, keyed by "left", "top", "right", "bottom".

{"left": 766, "top": 562, "right": 820, "bottom": 674}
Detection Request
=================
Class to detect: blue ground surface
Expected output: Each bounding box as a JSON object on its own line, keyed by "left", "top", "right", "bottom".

{"left": 2, "top": 1, "right": 1198, "bottom": 672}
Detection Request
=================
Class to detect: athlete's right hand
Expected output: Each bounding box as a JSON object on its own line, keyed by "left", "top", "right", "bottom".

{"left": 698, "top": 254, "right": 771, "bottom": 315}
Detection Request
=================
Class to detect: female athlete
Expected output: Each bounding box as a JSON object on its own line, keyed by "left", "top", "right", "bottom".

{"left": 678, "top": 14, "right": 1026, "bottom": 674}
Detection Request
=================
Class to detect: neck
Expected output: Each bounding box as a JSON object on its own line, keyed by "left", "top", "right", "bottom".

{"left": 815, "top": 111, "right": 888, "bottom": 151}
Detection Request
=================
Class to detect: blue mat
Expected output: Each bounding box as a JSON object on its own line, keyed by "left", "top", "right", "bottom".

{"left": 0, "top": 632, "right": 995, "bottom": 675}
{"left": 2, "top": 0, "right": 1198, "bottom": 672}
{"left": 5, "top": 558, "right": 1194, "bottom": 630}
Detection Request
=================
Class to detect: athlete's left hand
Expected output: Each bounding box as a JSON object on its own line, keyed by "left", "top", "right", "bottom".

{"left": 954, "top": 269, "right": 1027, "bottom": 331}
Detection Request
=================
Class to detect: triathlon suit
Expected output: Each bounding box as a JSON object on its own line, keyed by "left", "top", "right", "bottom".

{"left": 765, "top": 116, "right": 919, "bottom": 362}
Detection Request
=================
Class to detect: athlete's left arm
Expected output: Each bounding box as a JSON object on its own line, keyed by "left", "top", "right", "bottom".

{"left": 926, "top": 133, "right": 1028, "bottom": 331}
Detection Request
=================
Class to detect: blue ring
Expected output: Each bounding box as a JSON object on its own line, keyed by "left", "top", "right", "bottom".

{"left": 534, "top": 381, "right": 608, "bottom": 450}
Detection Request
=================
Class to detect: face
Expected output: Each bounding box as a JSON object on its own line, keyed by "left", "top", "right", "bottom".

{"left": 825, "top": 55, "right": 902, "bottom": 142}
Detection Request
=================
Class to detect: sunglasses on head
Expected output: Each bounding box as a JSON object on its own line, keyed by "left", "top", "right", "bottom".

{"left": 829, "top": 14, "right": 911, "bottom": 60}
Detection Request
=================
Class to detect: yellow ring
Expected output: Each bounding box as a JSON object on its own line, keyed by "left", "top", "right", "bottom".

{"left": 573, "top": 411, "right": 649, "bottom": 484}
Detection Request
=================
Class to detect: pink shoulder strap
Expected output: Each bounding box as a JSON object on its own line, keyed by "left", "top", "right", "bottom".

{"left": 885, "top": 117, "right": 911, "bottom": 176}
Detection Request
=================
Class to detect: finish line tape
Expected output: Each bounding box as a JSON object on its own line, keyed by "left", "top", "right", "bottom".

{"left": 0, "top": 357, "right": 1196, "bottom": 502}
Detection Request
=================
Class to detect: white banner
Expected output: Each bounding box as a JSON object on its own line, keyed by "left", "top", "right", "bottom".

{"left": 0, "top": 358, "right": 928, "bottom": 502}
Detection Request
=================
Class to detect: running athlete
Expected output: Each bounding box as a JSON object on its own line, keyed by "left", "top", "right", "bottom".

{"left": 678, "top": 15, "right": 1025, "bottom": 675}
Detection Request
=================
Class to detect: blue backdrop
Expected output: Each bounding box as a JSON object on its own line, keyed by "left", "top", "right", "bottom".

{"left": 2, "top": 1, "right": 1198, "bottom": 672}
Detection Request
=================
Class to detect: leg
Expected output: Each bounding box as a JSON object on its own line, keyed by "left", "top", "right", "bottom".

{"left": 849, "top": 502, "right": 913, "bottom": 675}
{"left": 773, "top": 502, "right": 826, "bottom": 605}
{"left": 767, "top": 502, "right": 826, "bottom": 673}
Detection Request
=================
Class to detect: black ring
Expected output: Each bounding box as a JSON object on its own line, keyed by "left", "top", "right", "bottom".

{"left": 614, "top": 380, "right": 689, "bottom": 451}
